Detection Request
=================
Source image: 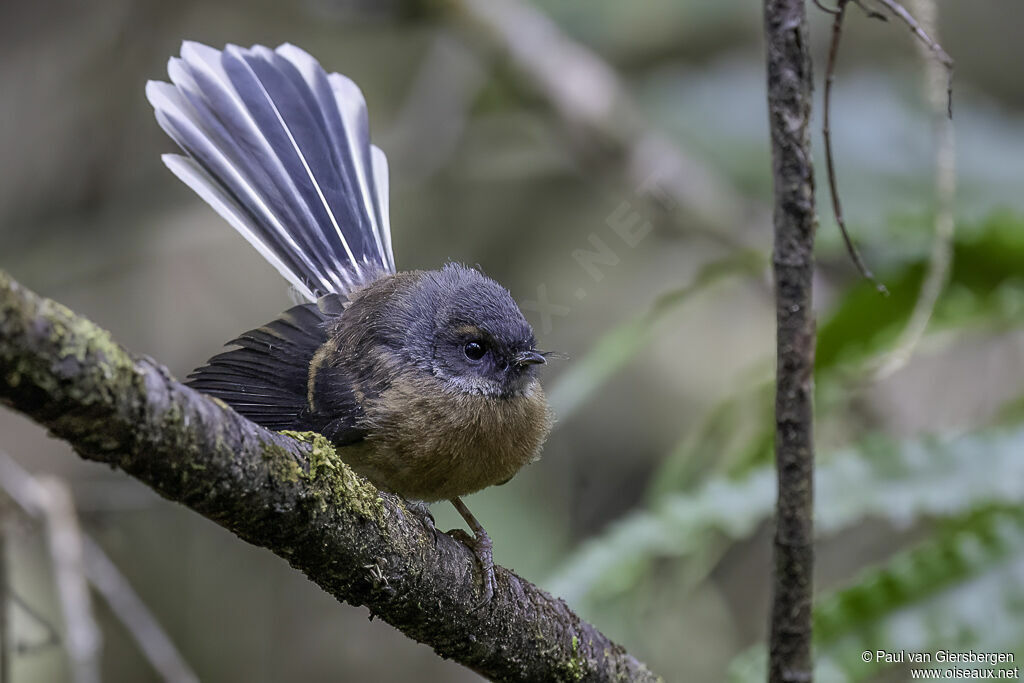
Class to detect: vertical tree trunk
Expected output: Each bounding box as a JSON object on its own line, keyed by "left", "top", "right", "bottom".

{"left": 763, "top": 1, "right": 817, "bottom": 681}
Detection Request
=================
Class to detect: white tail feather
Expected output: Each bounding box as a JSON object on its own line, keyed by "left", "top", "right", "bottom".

{"left": 163, "top": 154, "right": 318, "bottom": 301}
{"left": 149, "top": 42, "right": 396, "bottom": 299}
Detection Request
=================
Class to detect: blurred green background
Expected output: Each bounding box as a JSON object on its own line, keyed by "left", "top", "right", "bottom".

{"left": 2, "top": 0, "right": 1024, "bottom": 681}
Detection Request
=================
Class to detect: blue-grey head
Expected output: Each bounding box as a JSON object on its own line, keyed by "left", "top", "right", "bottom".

{"left": 419, "top": 264, "right": 546, "bottom": 397}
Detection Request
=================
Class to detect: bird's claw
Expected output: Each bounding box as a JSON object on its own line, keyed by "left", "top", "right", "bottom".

{"left": 448, "top": 497, "right": 496, "bottom": 608}
{"left": 447, "top": 527, "right": 495, "bottom": 608}
{"left": 467, "top": 528, "right": 495, "bottom": 608}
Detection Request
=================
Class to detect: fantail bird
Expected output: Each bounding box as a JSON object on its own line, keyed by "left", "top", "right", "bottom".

{"left": 147, "top": 41, "right": 554, "bottom": 601}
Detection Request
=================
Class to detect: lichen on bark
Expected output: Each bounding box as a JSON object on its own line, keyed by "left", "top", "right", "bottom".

{"left": 0, "top": 270, "right": 659, "bottom": 683}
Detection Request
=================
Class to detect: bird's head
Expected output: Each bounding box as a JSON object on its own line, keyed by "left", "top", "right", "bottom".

{"left": 420, "top": 264, "right": 547, "bottom": 398}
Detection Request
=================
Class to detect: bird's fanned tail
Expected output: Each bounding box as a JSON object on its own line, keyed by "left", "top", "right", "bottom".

{"left": 148, "top": 41, "right": 396, "bottom": 300}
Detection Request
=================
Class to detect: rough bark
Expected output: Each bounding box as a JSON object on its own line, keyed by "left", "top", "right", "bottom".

{"left": 763, "top": 1, "right": 818, "bottom": 682}
{"left": 0, "top": 270, "right": 659, "bottom": 683}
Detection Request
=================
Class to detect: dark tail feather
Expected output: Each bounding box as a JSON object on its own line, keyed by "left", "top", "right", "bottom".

{"left": 148, "top": 42, "right": 396, "bottom": 300}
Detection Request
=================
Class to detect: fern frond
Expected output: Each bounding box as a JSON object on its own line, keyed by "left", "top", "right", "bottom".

{"left": 727, "top": 506, "right": 1024, "bottom": 682}
{"left": 549, "top": 427, "right": 1024, "bottom": 606}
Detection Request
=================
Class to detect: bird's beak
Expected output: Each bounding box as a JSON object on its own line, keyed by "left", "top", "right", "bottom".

{"left": 514, "top": 350, "right": 547, "bottom": 367}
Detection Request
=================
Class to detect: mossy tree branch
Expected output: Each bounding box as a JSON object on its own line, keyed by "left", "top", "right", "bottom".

{"left": 0, "top": 270, "right": 659, "bottom": 683}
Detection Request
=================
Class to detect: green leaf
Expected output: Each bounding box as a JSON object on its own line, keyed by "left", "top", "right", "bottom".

{"left": 818, "top": 211, "right": 1024, "bottom": 374}
{"left": 728, "top": 507, "right": 1024, "bottom": 682}
{"left": 649, "top": 212, "right": 1024, "bottom": 489}
{"left": 548, "top": 426, "right": 1024, "bottom": 607}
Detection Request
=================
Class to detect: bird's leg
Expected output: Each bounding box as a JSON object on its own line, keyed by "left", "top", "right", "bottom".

{"left": 449, "top": 496, "right": 494, "bottom": 604}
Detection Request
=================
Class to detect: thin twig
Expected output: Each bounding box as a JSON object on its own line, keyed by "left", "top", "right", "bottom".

{"left": 822, "top": 0, "right": 890, "bottom": 294}
{"left": 35, "top": 478, "right": 101, "bottom": 683}
{"left": 852, "top": 0, "right": 887, "bottom": 21}
{"left": 81, "top": 538, "right": 199, "bottom": 683}
{"left": 873, "top": 0, "right": 956, "bottom": 379}
{"left": 7, "top": 588, "right": 60, "bottom": 655}
{"left": 812, "top": 0, "right": 840, "bottom": 15}
{"left": 447, "top": 0, "right": 758, "bottom": 248}
{"left": 0, "top": 454, "right": 198, "bottom": 683}
{"left": 873, "top": 0, "right": 954, "bottom": 117}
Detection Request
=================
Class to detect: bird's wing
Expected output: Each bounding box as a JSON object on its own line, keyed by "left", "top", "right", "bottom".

{"left": 186, "top": 294, "right": 366, "bottom": 445}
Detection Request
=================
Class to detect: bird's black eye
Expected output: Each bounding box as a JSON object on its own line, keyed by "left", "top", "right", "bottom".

{"left": 464, "top": 341, "right": 486, "bottom": 361}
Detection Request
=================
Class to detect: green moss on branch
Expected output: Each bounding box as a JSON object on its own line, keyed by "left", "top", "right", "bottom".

{"left": 0, "top": 270, "right": 659, "bottom": 683}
